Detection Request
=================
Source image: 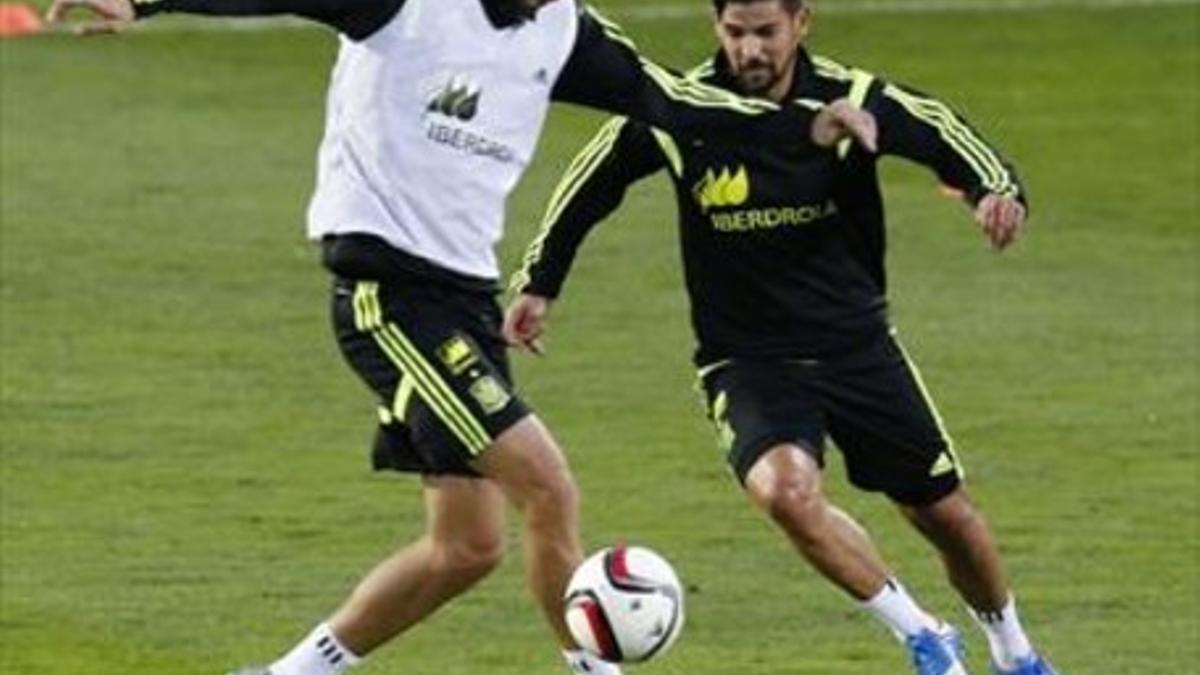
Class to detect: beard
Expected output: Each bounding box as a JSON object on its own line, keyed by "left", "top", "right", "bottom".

{"left": 733, "top": 62, "right": 780, "bottom": 97}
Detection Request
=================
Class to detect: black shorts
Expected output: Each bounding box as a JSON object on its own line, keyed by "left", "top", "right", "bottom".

{"left": 331, "top": 277, "right": 531, "bottom": 477}
{"left": 698, "top": 331, "right": 962, "bottom": 506}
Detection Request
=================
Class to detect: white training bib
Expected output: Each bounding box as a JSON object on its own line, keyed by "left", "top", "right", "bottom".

{"left": 306, "top": 0, "right": 579, "bottom": 279}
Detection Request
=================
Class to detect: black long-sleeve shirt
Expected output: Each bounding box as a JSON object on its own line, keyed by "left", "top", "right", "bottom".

{"left": 512, "top": 50, "right": 1027, "bottom": 365}
{"left": 132, "top": 0, "right": 823, "bottom": 145}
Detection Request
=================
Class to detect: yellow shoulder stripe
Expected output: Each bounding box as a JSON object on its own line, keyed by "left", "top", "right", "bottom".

{"left": 586, "top": 6, "right": 775, "bottom": 115}
{"left": 812, "top": 54, "right": 855, "bottom": 82}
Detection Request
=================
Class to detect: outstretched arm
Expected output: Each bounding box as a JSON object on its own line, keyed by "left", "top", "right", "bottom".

{"left": 505, "top": 116, "right": 667, "bottom": 354}
{"left": 867, "top": 79, "right": 1027, "bottom": 249}
{"left": 46, "top": 0, "right": 398, "bottom": 38}
{"left": 553, "top": 6, "right": 876, "bottom": 152}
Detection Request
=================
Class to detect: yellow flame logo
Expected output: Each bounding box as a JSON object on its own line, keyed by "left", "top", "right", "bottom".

{"left": 693, "top": 165, "right": 750, "bottom": 212}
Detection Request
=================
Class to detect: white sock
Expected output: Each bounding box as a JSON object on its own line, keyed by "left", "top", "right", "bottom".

{"left": 269, "top": 623, "right": 361, "bottom": 675}
{"left": 971, "top": 595, "right": 1034, "bottom": 669}
{"left": 563, "top": 649, "right": 623, "bottom": 675}
{"left": 860, "top": 578, "right": 943, "bottom": 642}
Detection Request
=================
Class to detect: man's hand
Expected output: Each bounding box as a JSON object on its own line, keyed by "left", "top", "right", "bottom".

{"left": 46, "top": 0, "right": 134, "bottom": 35}
{"left": 503, "top": 293, "right": 552, "bottom": 356}
{"left": 974, "top": 193, "right": 1027, "bottom": 250}
{"left": 812, "top": 98, "right": 878, "bottom": 153}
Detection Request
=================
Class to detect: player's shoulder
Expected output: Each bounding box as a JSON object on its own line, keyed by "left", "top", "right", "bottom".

{"left": 624, "top": 57, "right": 718, "bottom": 136}
{"left": 687, "top": 57, "right": 719, "bottom": 84}
{"left": 810, "top": 54, "right": 854, "bottom": 78}
{"left": 807, "top": 53, "right": 890, "bottom": 102}
{"left": 809, "top": 53, "right": 878, "bottom": 84}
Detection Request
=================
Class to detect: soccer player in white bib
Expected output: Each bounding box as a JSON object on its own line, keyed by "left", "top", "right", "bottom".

{"left": 45, "top": 0, "right": 877, "bottom": 673}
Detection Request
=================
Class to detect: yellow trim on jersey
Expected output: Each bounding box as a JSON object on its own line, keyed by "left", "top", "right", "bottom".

{"left": 544, "top": 117, "right": 626, "bottom": 229}
{"left": 812, "top": 53, "right": 1016, "bottom": 198}
{"left": 838, "top": 68, "right": 876, "bottom": 159}
{"left": 847, "top": 70, "right": 874, "bottom": 108}
{"left": 353, "top": 283, "right": 491, "bottom": 454}
{"left": 882, "top": 84, "right": 1018, "bottom": 198}
{"left": 511, "top": 117, "right": 626, "bottom": 292}
{"left": 893, "top": 335, "right": 965, "bottom": 479}
{"left": 884, "top": 84, "right": 1005, "bottom": 191}
{"left": 640, "top": 58, "right": 719, "bottom": 178}
{"left": 812, "top": 55, "right": 855, "bottom": 82}
{"left": 641, "top": 60, "right": 776, "bottom": 114}
{"left": 586, "top": 7, "right": 774, "bottom": 115}
{"left": 686, "top": 59, "right": 716, "bottom": 81}
{"left": 585, "top": 6, "right": 637, "bottom": 50}
{"left": 650, "top": 127, "right": 683, "bottom": 177}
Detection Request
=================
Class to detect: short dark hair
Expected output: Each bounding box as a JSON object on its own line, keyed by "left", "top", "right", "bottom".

{"left": 712, "top": 0, "right": 805, "bottom": 15}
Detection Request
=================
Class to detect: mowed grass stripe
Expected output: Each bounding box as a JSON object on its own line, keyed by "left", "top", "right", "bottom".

{"left": 49, "top": 0, "right": 1200, "bottom": 33}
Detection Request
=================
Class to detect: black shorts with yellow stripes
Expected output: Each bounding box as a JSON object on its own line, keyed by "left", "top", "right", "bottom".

{"left": 699, "top": 330, "right": 962, "bottom": 506}
{"left": 331, "top": 277, "right": 531, "bottom": 477}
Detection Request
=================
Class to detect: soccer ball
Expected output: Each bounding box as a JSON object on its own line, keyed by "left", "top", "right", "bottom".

{"left": 564, "top": 545, "right": 685, "bottom": 663}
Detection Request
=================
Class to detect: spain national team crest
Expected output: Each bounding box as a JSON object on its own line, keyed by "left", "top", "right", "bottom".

{"left": 469, "top": 375, "right": 511, "bottom": 415}
{"left": 437, "top": 336, "right": 479, "bottom": 375}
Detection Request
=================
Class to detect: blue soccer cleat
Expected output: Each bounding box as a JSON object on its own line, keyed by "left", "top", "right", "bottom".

{"left": 991, "top": 653, "right": 1059, "bottom": 675}
{"left": 906, "top": 624, "right": 971, "bottom": 675}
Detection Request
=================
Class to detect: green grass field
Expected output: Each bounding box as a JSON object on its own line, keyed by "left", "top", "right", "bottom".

{"left": 1, "top": 1, "right": 1197, "bottom": 673}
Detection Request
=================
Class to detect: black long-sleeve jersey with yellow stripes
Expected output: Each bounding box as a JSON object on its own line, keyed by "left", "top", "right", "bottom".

{"left": 513, "top": 50, "right": 1026, "bottom": 365}
{"left": 132, "top": 0, "right": 820, "bottom": 149}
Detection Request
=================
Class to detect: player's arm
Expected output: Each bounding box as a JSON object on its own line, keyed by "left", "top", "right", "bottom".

{"left": 46, "top": 0, "right": 398, "bottom": 38}
{"left": 504, "top": 117, "right": 667, "bottom": 354}
{"left": 553, "top": 6, "right": 877, "bottom": 152}
{"left": 865, "top": 79, "right": 1028, "bottom": 249}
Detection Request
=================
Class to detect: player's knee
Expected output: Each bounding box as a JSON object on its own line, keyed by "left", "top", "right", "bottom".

{"left": 525, "top": 469, "right": 579, "bottom": 524}
{"left": 757, "top": 475, "right": 826, "bottom": 537}
{"left": 913, "top": 490, "right": 983, "bottom": 540}
{"left": 435, "top": 533, "right": 506, "bottom": 582}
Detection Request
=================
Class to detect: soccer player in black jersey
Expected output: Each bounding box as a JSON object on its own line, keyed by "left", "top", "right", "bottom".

{"left": 46, "top": 0, "right": 878, "bottom": 674}
{"left": 506, "top": 1, "right": 1059, "bottom": 674}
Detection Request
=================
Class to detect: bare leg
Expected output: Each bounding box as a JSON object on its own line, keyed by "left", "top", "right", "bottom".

{"left": 329, "top": 476, "right": 507, "bottom": 655}
{"left": 477, "top": 414, "right": 582, "bottom": 649}
{"left": 897, "top": 487, "right": 1010, "bottom": 613}
{"left": 899, "top": 487, "right": 1052, "bottom": 669}
{"left": 745, "top": 444, "right": 891, "bottom": 600}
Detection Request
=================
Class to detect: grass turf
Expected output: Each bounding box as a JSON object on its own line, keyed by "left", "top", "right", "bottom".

{"left": 1, "top": 2, "right": 1197, "bottom": 673}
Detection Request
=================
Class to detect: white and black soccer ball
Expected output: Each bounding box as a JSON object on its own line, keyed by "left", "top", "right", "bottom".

{"left": 564, "top": 545, "right": 685, "bottom": 664}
